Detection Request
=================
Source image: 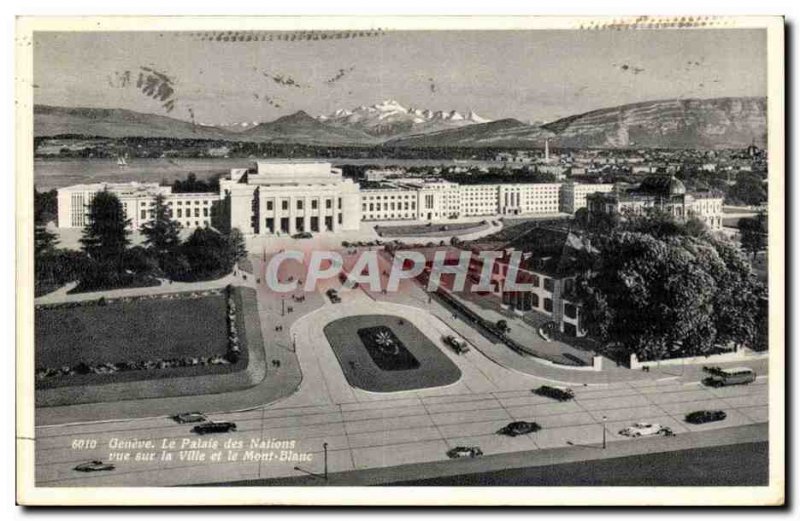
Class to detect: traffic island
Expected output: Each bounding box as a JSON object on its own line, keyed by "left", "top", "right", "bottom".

{"left": 324, "top": 314, "right": 461, "bottom": 392}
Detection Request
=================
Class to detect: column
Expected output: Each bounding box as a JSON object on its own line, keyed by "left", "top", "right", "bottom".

{"left": 288, "top": 197, "right": 297, "bottom": 235}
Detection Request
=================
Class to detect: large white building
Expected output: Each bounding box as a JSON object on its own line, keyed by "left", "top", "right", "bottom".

{"left": 220, "top": 161, "right": 361, "bottom": 235}
{"left": 360, "top": 180, "right": 568, "bottom": 222}
{"left": 57, "top": 182, "right": 218, "bottom": 230}
{"left": 57, "top": 162, "right": 708, "bottom": 236}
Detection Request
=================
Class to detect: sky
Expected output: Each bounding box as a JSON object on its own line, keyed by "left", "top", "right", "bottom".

{"left": 33, "top": 29, "right": 767, "bottom": 125}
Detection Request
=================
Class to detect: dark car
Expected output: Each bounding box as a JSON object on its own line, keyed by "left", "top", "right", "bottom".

{"left": 292, "top": 232, "right": 313, "bottom": 239}
{"left": 172, "top": 412, "right": 207, "bottom": 424}
{"left": 533, "top": 385, "right": 575, "bottom": 402}
{"left": 685, "top": 410, "right": 727, "bottom": 424}
{"left": 497, "top": 421, "right": 541, "bottom": 437}
{"left": 443, "top": 335, "right": 470, "bottom": 354}
{"left": 446, "top": 446, "right": 484, "bottom": 459}
{"left": 74, "top": 460, "right": 115, "bottom": 472}
{"left": 326, "top": 288, "right": 341, "bottom": 303}
{"left": 192, "top": 421, "right": 237, "bottom": 435}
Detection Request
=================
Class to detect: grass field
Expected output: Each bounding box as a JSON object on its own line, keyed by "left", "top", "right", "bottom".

{"left": 375, "top": 221, "right": 488, "bottom": 238}
{"left": 35, "top": 291, "right": 245, "bottom": 388}
{"left": 324, "top": 314, "right": 461, "bottom": 392}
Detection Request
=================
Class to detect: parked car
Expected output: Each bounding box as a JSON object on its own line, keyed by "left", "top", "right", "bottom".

{"left": 685, "top": 410, "right": 727, "bottom": 424}
{"left": 533, "top": 385, "right": 575, "bottom": 402}
{"left": 442, "top": 335, "right": 470, "bottom": 354}
{"left": 292, "top": 232, "right": 313, "bottom": 239}
{"left": 74, "top": 460, "right": 115, "bottom": 472}
{"left": 326, "top": 288, "right": 341, "bottom": 303}
{"left": 497, "top": 421, "right": 541, "bottom": 437}
{"left": 702, "top": 367, "right": 756, "bottom": 387}
{"left": 192, "top": 421, "right": 237, "bottom": 435}
{"left": 618, "top": 422, "right": 674, "bottom": 438}
{"left": 446, "top": 446, "right": 484, "bottom": 459}
{"left": 172, "top": 412, "right": 207, "bottom": 424}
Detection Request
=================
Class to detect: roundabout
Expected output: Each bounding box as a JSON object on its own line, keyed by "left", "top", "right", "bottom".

{"left": 323, "top": 314, "right": 461, "bottom": 392}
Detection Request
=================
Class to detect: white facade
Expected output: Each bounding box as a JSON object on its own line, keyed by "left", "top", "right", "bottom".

{"left": 361, "top": 181, "right": 565, "bottom": 222}
{"left": 57, "top": 162, "right": 623, "bottom": 234}
{"left": 559, "top": 182, "right": 616, "bottom": 213}
{"left": 360, "top": 188, "right": 419, "bottom": 221}
{"left": 220, "top": 161, "right": 361, "bottom": 235}
{"left": 57, "top": 182, "right": 217, "bottom": 230}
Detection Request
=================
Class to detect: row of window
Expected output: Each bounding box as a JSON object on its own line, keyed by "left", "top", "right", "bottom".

{"left": 168, "top": 200, "right": 213, "bottom": 206}
{"left": 504, "top": 291, "right": 577, "bottom": 318}
{"left": 139, "top": 208, "right": 210, "bottom": 219}
{"left": 362, "top": 193, "right": 416, "bottom": 200}
{"left": 263, "top": 214, "right": 343, "bottom": 233}
{"left": 265, "top": 198, "right": 341, "bottom": 211}
{"left": 363, "top": 201, "right": 417, "bottom": 212}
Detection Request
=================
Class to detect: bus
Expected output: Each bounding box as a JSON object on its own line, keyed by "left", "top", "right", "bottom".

{"left": 703, "top": 367, "right": 756, "bottom": 387}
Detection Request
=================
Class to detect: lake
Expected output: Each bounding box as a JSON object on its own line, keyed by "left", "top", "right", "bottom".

{"left": 33, "top": 157, "right": 512, "bottom": 191}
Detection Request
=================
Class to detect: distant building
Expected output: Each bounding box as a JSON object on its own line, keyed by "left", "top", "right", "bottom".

{"left": 586, "top": 174, "right": 724, "bottom": 230}
{"left": 206, "top": 146, "right": 230, "bottom": 158}
{"left": 364, "top": 168, "right": 404, "bottom": 182}
{"left": 57, "top": 182, "right": 218, "bottom": 230}
{"left": 559, "top": 182, "right": 616, "bottom": 213}
{"left": 537, "top": 164, "right": 568, "bottom": 180}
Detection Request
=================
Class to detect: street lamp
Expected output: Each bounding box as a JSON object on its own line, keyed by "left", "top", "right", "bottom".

{"left": 323, "top": 442, "right": 328, "bottom": 481}
{"left": 602, "top": 415, "right": 607, "bottom": 449}
{"left": 293, "top": 441, "right": 329, "bottom": 482}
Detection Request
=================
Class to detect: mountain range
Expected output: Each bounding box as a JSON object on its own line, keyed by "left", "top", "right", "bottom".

{"left": 317, "top": 99, "right": 491, "bottom": 138}
{"left": 34, "top": 96, "right": 767, "bottom": 149}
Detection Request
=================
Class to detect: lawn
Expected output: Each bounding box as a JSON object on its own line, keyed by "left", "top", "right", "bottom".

{"left": 375, "top": 221, "right": 488, "bottom": 238}
{"left": 324, "top": 315, "right": 461, "bottom": 392}
{"left": 35, "top": 291, "right": 247, "bottom": 388}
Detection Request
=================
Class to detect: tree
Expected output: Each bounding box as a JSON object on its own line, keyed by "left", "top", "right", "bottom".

{"left": 34, "top": 224, "right": 58, "bottom": 256}
{"left": 728, "top": 173, "right": 767, "bottom": 206}
{"left": 496, "top": 319, "right": 510, "bottom": 333}
{"left": 180, "top": 227, "right": 235, "bottom": 280}
{"left": 79, "top": 190, "right": 130, "bottom": 270}
{"left": 225, "top": 228, "right": 248, "bottom": 266}
{"left": 141, "top": 193, "right": 182, "bottom": 259}
{"left": 576, "top": 228, "right": 763, "bottom": 361}
{"left": 700, "top": 236, "right": 764, "bottom": 349}
{"left": 739, "top": 212, "right": 767, "bottom": 259}
{"left": 34, "top": 188, "right": 58, "bottom": 224}
{"left": 621, "top": 208, "right": 708, "bottom": 240}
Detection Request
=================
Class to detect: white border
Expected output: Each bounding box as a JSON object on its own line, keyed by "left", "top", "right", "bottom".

{"left": 10, "top": 10, "right": 787, "bottom": 509}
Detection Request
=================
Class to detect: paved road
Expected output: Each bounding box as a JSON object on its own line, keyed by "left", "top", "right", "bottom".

{"left": 34, "top": 353, "right": 768, "bottom": 486}
{"left": 391, "top": 442, "right": 769, "bottom": 487}
{"left": 32, "top": 251, "right": 772, "bottom": 487}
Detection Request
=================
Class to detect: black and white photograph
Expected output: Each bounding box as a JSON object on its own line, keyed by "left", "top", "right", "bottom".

{"left": 14, "top": 14, "right": 785, "bottom": 506}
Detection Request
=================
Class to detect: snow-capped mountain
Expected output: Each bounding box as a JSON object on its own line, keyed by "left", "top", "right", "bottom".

{"left": 318, "top": 99, "right": 491, "bottom": 138}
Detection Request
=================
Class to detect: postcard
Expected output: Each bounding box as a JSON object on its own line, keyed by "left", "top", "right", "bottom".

{"left": 16, "top": 15, "right": 784, "bottom": 506}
